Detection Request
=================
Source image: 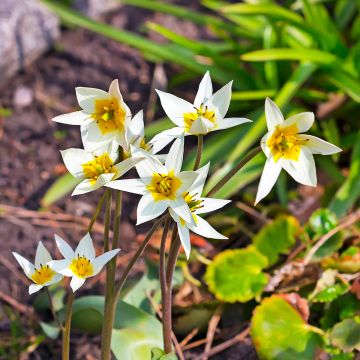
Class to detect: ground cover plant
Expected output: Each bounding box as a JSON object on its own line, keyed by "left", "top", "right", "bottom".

{"left": 1, "top": 0, "right": 360, "bottom": 359}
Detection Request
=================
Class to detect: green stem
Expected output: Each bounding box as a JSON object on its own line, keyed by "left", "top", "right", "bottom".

{"left": 103, "top": 189, "right": 112, "bottom": 252}
{"left": 87, "top": 190, "right": 107, "bottom": 233}
{"left": 193, "top": 135, "right": 203, "bottom": 171}
{"left": 206, "top": 146, "right": 262, "bottom": 198}
{"left": 159, "top": 218, "right": 171, "bottom": 353}
{"left": 62, "top": 291, "right": 74, "bottom": 360}
{"left": 45, "top": 288, "right": 63, "bottom": 331}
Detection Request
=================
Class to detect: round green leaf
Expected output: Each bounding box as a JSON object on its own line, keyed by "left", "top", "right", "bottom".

{"left": 331, "top": 318, "right": 360, "bottom": 352}
{"left": 313, "top": 283, "right": 349, "bottom": 303}
{"left": 309, "top": 209, "right": 338, "bottom": 236}
{"left": 205, "top": 246, "right": 268, "bottom": 303}
{"left": 251, "top": 295, "right": 323, "bottom": 360}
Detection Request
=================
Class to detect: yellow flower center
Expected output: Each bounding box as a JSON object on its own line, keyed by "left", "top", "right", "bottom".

{"left": 184, "top": 192, "right": 204, "bottom": 212}
{"left": 82, "top": 153, "right": 115, "bottom": 185}
{"left": 267, "top": 124, "right": 308, "bottom": 162}
{"left": 183, "top": 104, "right": 216, "bottom": 132}
{"left": 31, "top": 265, "right": 55, "bottom": 285}
{"left": 92, "top": 97, "right": 126, "bottom": 135}
{"left": 70, "top": 256, "right": 94, "bottom": 278}
{"left": 147, "top": 170, "right": 182, "bottom": 201}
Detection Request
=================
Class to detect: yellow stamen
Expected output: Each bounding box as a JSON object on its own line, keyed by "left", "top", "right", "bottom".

{"left": 31, "top": 265, "right": 55, "bottom": 285}
{"left": 183, "top": 104, "right": 216, "bottom": 132}
{"left": 92, "top": 97, "right": 126, "bottom": 135}
{"left": 147, "top": 170, "right": 182, "bottom": 201}
{"left": 267, "top": 123, "right": 308, "bottom": 162}
{"left": 82, "top": 153, "right": 115, "bottom": 185}
{"left": 70, "top": 255, "right": 93, "bottom": 278}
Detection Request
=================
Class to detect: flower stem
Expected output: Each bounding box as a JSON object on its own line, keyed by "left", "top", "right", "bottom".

{"left": 45, "top": 287, "right": 63, "bottom": 331}
{"left": 159, "top": 218, "right": 171, "bottom": 353}
{"left": 103, "top": 189, "right": 112, "bottom": 252}
{"left": 206, "top": 146, "right": 262, "bottom": 197}
{"left": 194, "top": 135, "right": 203, "bottom": 170}
{"left": 87, "top": 190, "right": 107, "bottom": 233}
{"left": 62, "top": 291, "right": 74, "bottom": 360}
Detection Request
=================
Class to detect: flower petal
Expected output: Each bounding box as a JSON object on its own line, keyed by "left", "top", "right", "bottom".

{"left": 177, "top": 221, "right": 191, "bottom": 259}
{"left": 283, "top": 112, "right": 314, "bottom": 133}
{"left": 194, "top": 71, "right": 213, "bottom": 108}
{"left": 48, "top": 259, "right": 73, "bottom": 277}
{"left": 298, "top": 134, "right": 342, "bottom": 154}
{"left": 282, "top": 147, "right": 317, "bottom": 186}
{"left": 215, "top": 117, "right": 252, "bottom": 131}
{"left": 12, "top": 252, "right": 35, "bottom": 278}
{"left": 137, "top": 195, "right": 168, "bottom": 225}
{"left": 211, "top": 81, "right": 232, "bottom": 119}
{"left": 132, "top": 147, "right": 166, "bottom": 179}
{"left": 170, "top": 197, "right": 194, "bottom": 226}
{"left": 156, "top": 90, "right": 194, "bottom": 127}
{"left": 54, "top": 234, "right": 75, "bottom": 259}
{"left": 29, "top": 284, "right": 43, "bottom": 295}
{"left": 112, "top": 156, "right": 143, "bottom": 180}
{"left": 35, "top": 241, "right": 52, "bottom": 269}
{"left": 265, "top": 97, "right": 284, "bottom": 130}
{"left": 176, "top": 171, "right": 198, "bottom": 196}
{"left": 76, "top": 86, "right": 108, "bottom": 112}
{"left": 92, "top": 249, "right": 120, "bottom": 276}
{"left": 75, "top": 233, "right": 95, "bottom": 261}
{"left": 106, "top": 178, "right": 147, "bottom": 194}
{"left": 260, "top": 131, "right": 272, "bottom": 158}
{"left": 195, "top": 198, "right": 231, "bottom": 214}
{"left": 44, "top": 273, "right": 63, "bottom": 287}
{"left": 81, "top": 122, "right": 114, "bottom": 152}
{"left": 150, "top": 127, "right": 185, "bottom": 146}
{"left": 165, "top": 137, "right": 184, "bottom": 174}
{"left": 128, "top": 110, "right": 144, "bottom": 140}
{"left": 188, "top": 215, "right": 227, "bottom": 239}
{"left": 52, "top": 111, "right": 91, "bottom": 125}
{"left": 189, "top": 162, "right": 210, "bottom": 196}
{"left": 255, "top": 157, "right": 282, "bottom": 205}
{"left": 70, "top": 276, "right": 86, "bottom": 292}
{"left": 72, "top": 173, "right": 114, "bottom": 196}
{"left": 61, "top": 148, "right": 93, "bottom": 178}
{"left": 189, "top": 117, "right": 214, "bottom": 135}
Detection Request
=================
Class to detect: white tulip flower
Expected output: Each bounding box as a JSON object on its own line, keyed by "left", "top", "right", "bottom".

{"left": 13, "top": 242, "right": 63, "bottom": 295}
{"left": 107, "top": 138, "right": 198, "bottom": 225}
{"left": 61, "top": 141, "right": 142, "bottom": 196}
{"left": 150, "top": 71, "right": 252, "bottom": 152}
{"left": 255, "top": 98, "right": 342, "bottom": 205}
{"left": 49, "top": 233, "right": 120, "bottom": 292}
{"left": 52, "top": 79, "right": 131, "bottom": 151}
{"left": 169, "top": 163, "right": 231, "bottom": 259}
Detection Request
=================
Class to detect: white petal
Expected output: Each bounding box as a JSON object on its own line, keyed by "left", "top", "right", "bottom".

{"left": 189, "top": 162, "right": 210, "bottom": 196}
{"left": 177, "top": 171, "right": 198, "bottom": 195}
{"left": 61, "top": 148, "right": 92, "bottom": 178}
{"left": 76, "top": 86, "right": 107, "bottom": 112}
{"left": 72, "top": 174, "right": 114, "bottom": 196}
{"left": 106, "top": 178, "right": 147, "bottom": 194}
{"left": 112, "top": 156, "right": 143, "bottom": 180}
{"left": 48, "top": 259, "right": 73, "bottom": 277}
{"left": 215, "top": 117, "right": 252, "bottom": 131}
{"left": 137, "top": 195, "right": 168, "bottom": 225}
{"left": 298, "top": 134, "right": 342, "bottom": 155}
{"left": 189, "top": 117, "right": 214, "bottom": 135}
{"left": 92, "top": 249, "right": 120, "bottom": 276}
{"left": 129, "top": 110, "right": 144, "bottom": 139}
{"left": 44, "top": 273, "right": 63, "bottom": 287}
{"left": 29, "top": 284, "right": 43, "bottom": 295}
{"left": 265, "top": 97, "right": 284, "bottom": 130}
{"left": 260, "top": 131, "right": 272, "bottom": 158}
{"left": 81, "top": 122, "right": 114, "bottom": 152}
{"left": 132, "top": 147, "right": 166, "bottom": 178}
{"left": 54, "top": 234, "right": 75, "bottom": 259}
{"left": 283, "top": 112, "right": 314, "bottom": 133}
{"left": 282, "top": 147, "right": 317, "bottom": 186}
{"left": 255, "top": 157, "right": 282, "bottom": 205}
{"left": 189, "top": 215, "right": 227, "bottom": 240}
{"left": 156, "top": 90, "right": 195, "bottom": 127}
{"left": 108, "top": 79, "right": 123, "bottom": 101}
{"left": 149, "top": 128, "right": 185, "bottom": 154}
{"left": 12, "top": 252, "right": 35, "bottom": 278}
{"left": 194, "top": 71, "right": 213, "bottom": 108}
{"left": 165, "top": 137, "right": 184, "bottom": 174}
{"left": 170, "top": 198, "right": 194, "bottom": 226}
{"left": 211, "top": 81, "right": 232, "bottom": 119}
{"left": 70, "top": 276, "right": 86, "bottom": 292}
{"left": 195, "top": 198, "right": 231, "bottom": 214}
{"left": 52, "top": 111, "right": 91, "bottom": 125}
{"left": 75, "top": 233, "right": 95, "bottom": 261}
{"left": 35, "top": 242, "right": 52, "bottom": 269}
{"left": 177, "top": 222, "right": 191, "bottom": 260}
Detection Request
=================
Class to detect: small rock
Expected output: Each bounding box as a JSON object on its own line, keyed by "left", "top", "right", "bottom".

{"left": 0, "top": 0, "right": 60, "bottom": 87}
{"left": 13, "top": 86, "right": 34, "bottom": 108}
{"left": 73, "top": 0, "right": 122, "bottom": 19}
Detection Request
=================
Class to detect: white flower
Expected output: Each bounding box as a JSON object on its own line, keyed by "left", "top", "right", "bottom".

{"left": 150, "top": 71, "right": 252, "bottom": 152}
{"left": 49, "top": 233, "right": 120, "bottom": 292}
{"left": 13, "top": 242, "right": 63, "bottom": 295}
{"left": 52, "top": 79, "right": 131, "bottom": 151}
{"left": 255, "top": 98, "right": 342, "bottom": 205}
{"left": 106, "top": 137, "right": 198, "bottom": 225}
{"left": 61, "top": 141, "right": 142, "bottom": 196}
{"left": 169, "top": 163, "right": 231, "bottom": 259}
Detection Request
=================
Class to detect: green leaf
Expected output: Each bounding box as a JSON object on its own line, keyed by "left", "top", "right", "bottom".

{"left": 41, "top": 173, "right": 80, "bottom": 207}
{"left": 205, "top": 246, "right": 268, "bottom": 303}
{"left": 151, "top": 349, "right": 178, "bottom": 360}
{"left": 39, "top": 321, "right": 60, "bottom": 339}
{"left": 253, "top": 215, "right": 299, "bottom": 266}
{"left": 251, "top": 295, "right": 323, "bottom": 360}
{"left": 330, "top": 318, "right": 360, "bottom": 352}
{"left": 312, "top": 283, "right": 349, "bottom": 303}
{"left": 308, "top": 208, "right": 338, "bottom": 236}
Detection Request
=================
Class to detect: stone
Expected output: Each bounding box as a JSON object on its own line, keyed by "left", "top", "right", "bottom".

{"left": 0, "top": 0, "right": 60, "bottom": 87}
{"left": 13, "top": 86, "right": 34, "bottom": 108}
{"left": 73, "top": 0, "right": 122, "bottom": 20}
